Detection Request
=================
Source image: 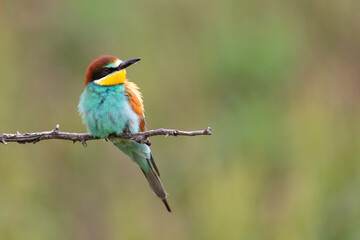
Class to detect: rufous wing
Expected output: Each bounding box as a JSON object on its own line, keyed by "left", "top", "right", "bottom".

{"left": 124, "top": 80, "right": 147, "bottom": 132}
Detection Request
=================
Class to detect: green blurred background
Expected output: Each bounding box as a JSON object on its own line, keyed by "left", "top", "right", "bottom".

{"left": 1, "top": 0, "right": 360, "bottom": 239}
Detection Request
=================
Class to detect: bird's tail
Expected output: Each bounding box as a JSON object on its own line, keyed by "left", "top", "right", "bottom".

{"left": 140, "top": 155, "right": 171, "bottom": 212}
{"left": 113, "top": 141, "right": 171, "bottom": 212}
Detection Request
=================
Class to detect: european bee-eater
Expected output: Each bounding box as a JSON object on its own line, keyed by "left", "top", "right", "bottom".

{"left": 78, "top": 56, "right": 171, "bottom": 212}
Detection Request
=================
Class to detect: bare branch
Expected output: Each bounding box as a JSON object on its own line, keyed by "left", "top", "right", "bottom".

{"left": 0, "top": 125, "right": 212, "bottom": 147}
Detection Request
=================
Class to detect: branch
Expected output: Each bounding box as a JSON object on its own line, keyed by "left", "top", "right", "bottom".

{"left": 0, "top": 124, "right": 212, "bottom": 147}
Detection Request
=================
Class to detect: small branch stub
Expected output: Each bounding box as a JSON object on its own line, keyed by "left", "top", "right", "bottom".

{"left": 0, "top": 125, "right": 212, "bottom": 146}
{"left": 0, "top": 135, "right": 7, "bottom": 145}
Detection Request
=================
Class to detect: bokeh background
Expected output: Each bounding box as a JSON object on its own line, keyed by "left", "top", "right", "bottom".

{"left": 1, "top": 0, "right": 360, "bottom": 239}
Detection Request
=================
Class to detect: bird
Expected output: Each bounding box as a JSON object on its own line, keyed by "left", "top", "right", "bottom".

{"left": 78, "top": 55, "right": 171, "bottom": 212}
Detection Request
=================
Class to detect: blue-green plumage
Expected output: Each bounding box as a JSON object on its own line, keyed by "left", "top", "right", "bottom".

{"left": 79, "top": 56, "right": 171, "bottom": 212}
{"left": 78, "top": 80, "right": 170, "bottom": 211}
{"left": 78, "top": 83, "right": 139, "bottom": 138}
{"left": 78, "top": 82, "right": 150, "bottom": 171}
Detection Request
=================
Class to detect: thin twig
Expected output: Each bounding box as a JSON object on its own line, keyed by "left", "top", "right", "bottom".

{"left": 0, "top": 125, "right": 212, "bottom": 147}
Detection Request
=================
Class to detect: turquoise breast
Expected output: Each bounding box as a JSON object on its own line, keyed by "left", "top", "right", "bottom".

{"left": 78, "top": 83, "right": 140, "bottom": 138}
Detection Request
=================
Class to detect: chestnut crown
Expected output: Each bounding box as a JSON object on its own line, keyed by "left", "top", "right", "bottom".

{"left": 84, "top": 55, "right": 141, "bottom": 87}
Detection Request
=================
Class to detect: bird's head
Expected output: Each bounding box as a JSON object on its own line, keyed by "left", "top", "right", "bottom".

{"left": 85, "top": 55, "right": 141, "bottom": 87}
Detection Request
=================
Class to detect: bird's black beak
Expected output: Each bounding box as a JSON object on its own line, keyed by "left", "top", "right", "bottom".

{"left": 118, "top": 58, "right": 141, "bottom": 70}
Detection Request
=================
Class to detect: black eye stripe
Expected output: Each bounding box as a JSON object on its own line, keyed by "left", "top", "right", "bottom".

{"left": 92, "top": 67, "right": 118, "bottom": 80}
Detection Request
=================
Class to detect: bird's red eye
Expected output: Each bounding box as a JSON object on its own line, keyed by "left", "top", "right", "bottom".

{"left": 103, "top": 68, "right": 109, "bottom": 73}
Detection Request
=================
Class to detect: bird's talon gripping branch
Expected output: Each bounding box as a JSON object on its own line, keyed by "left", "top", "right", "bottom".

{"left": 144, "top": 139, "right": 151, "bottom": 146}
{"left": 173, "top": 130, "right": 178, "bottom": 136}
{"left": 120, "top": 132, "right": 131, "bottom": 138}
{"left": 80, "top": 137, "right": 88, "bottom": 147}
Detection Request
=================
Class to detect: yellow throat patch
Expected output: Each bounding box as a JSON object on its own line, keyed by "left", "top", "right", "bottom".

{"left": 94, "top": 69, "right": 127, "bottom": 86}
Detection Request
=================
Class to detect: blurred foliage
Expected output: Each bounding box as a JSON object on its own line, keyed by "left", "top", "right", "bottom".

{"left": 0, "top": 0, "right": 360, "bottom": 239}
